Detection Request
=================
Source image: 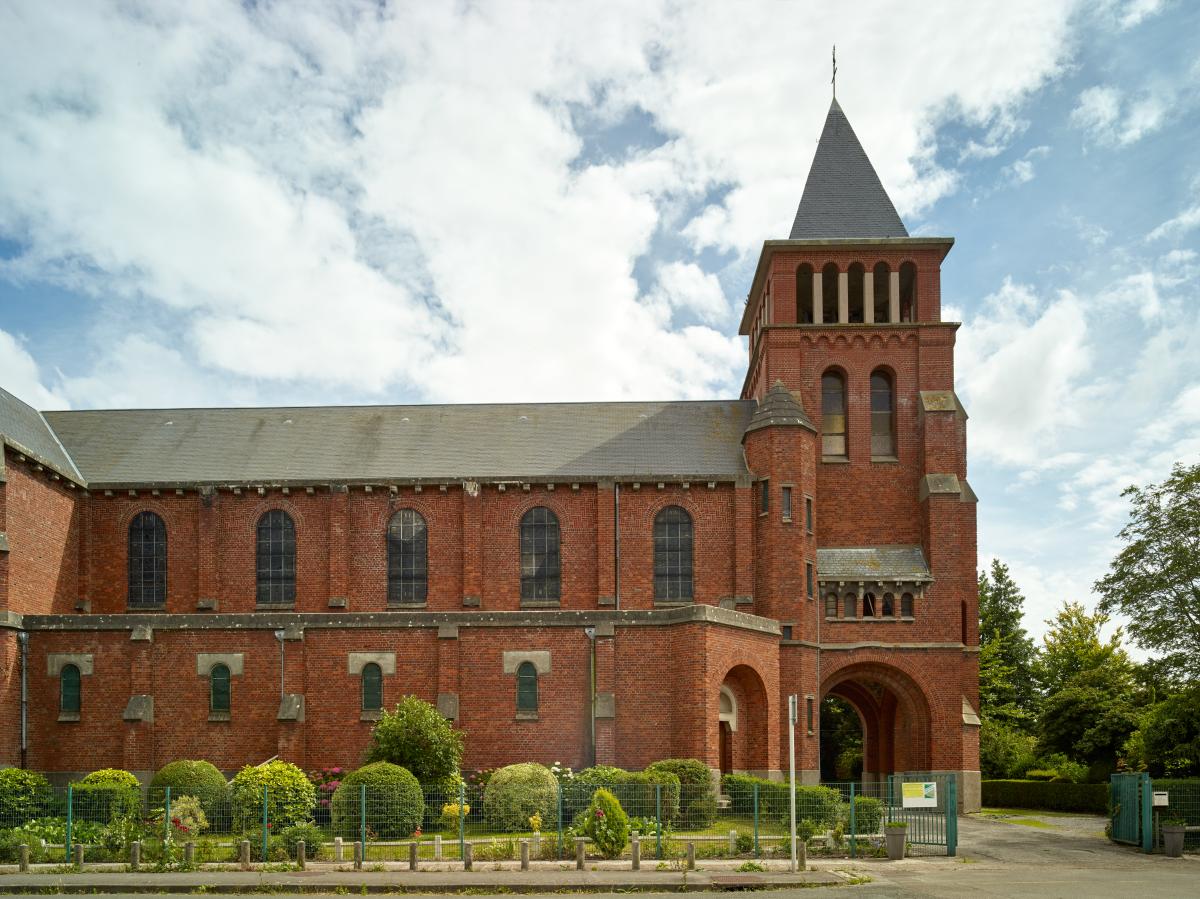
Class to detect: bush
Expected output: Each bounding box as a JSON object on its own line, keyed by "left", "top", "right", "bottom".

{"left": 0, "top": 769, "right": 56, "bottom": 824}
{"left": 230, "top": 761, "right": 316, "bottom": 831}
{"left": 582, "top": 789, "right": 628, "bottom": 859}
{"left": 245, "top": 825, "right": 288, "bottom": 862}
{"left": 563, "top": 766, "right": 680, "bottom": 823}
{"left": 0, "top": 827, "right": 48, "bottom": 864}
{"left": 167, "top": 795, "right": 208, "bottom": 835}
{"left": 278, "top": 821, "right": 326, "bottom": 858}
{"left": 330, "top": 762, "right": 423, "bottom": 839}
{"left": 645, "top": 759, "right": 717, "bottom": 828}
{"left": 1152, "top": 780, "right": 1200, "bottom": 825}
{"left": 844, "top": 796, "right": 883, "bottom": 834}
{"left": 81, "top": 768, "right": 140, "bottom": 790}
{"left": 71, "top": 781, "right": 141, "bottom": 824}
{"left": 365, "top": 695, "right": 465, "bottom": 784}
{"left": 981, "top": 780, "right": 1108, "bottom": 813}
{"left": 980, "top": 719, "right": 1038, "bottom": 779}
{"left": 483, "top": 763, "right": 559, "bottom": 833}
{"left": 721, "top": 774, "right": 841, "bottom": 828}
{"left": 149, "top": 761, "right": 229, "bottom": 822}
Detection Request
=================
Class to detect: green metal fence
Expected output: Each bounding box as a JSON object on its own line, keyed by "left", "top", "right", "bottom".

{"left": 1109, "top": 774, "right": 1200, "bottom": 854}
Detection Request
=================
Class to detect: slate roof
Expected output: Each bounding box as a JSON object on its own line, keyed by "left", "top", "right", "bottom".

{"left": 789, "top": 99, "right": 908, "bottom": 240}
{"left": 816, "top": 546, "right": 932, "bottom": 583}
{"left": 42, "top": 400, "right": 756, "bottom": 487}
{"left": 0, "top": 386, "right": 84, "bottom": 482}
{"left": 743, "top": 381, "right": 815, "bottom": 435}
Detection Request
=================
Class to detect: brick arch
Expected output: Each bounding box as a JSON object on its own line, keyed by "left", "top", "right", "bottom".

{"left": 638, "top": 496, "right": 701, "bottom": 531}
{"left": 505, "top": 495, "right": 580, "bottom": 532}
{"left": 118, "top": 502, "right": 173, "bottom": 534}
{"left": 244, "top": 497, "right": 306, "bottom": 537}
{"left": 375, "top": 497, "right": 439, "bottom": 534}
{"left": 716, "top": 663, "right": 772, "bottom": 774}
{"left": 821, "top": 661, "right": 933, "bottom": 774}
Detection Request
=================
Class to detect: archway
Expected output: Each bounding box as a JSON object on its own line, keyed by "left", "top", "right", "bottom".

{"left": 821, "top": 662, "right": 932, "bottom": 787}
{"left": 718, "top": 665, "right": 769, "bottom": 775}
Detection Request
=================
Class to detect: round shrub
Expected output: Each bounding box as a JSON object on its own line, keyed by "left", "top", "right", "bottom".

{"left": 365, "top": 695, "right": 465, "bottom": 783}
{"left": 0, "top": 769, "right": 55, "bottom": 822}
{"left": 230, "top": 760, "right": 316, "bottom": 830}
{"left": 150, "top": 761, "right": 229, "bottom": 821}
{"left": 645, "top": 759, "right": 717, "bottom": 827}
{"left": 483, "top": 763, "right": 558, "bottom": 832}
{"left": 582, "top": 788, "right": 628, "bottom": 859}
{"left": 278, "top": 821, "right": 326, "bottom": 859}
{"left": 81, "top": 768, "right": 140, "bottom": 790}
{"left": 330, "top": 762, "right": 423, "bottom": 839}
{"left": 843, "top": 796, "right": 883, "bottom": 834}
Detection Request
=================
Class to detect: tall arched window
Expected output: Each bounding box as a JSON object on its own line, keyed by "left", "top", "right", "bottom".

{"left": 843, "top": 593, "right": 857, "bottom": 618}
{"left": 387, "top": 509, "right": 428, "bottom": 604}
{"left": 210, "top": 663, "right": 231, "bottom": 714}
{"left": 870, "top": 370, "right": 896, "bottom": 458}
{"left": 128, "top": 511, "right": 167, "bottom": 607}
{"left": 520, "top": 507, "right": 560, "bottom": 601}
{"left": 848, "top": 263, "right": 865, "bottom": 323}
{"left": 797, "top": 264, "right": 814, "bottom": 323}
{"left": 821, "top": 262, "right": 839, "bottom": 323}
{"left": 825, "top": 592, "right": 838, "bottom": 618}
{"left": 821, "top": 371, "right": 847, "bottom": 458}
{"left": 899, "top": 261, "right": 917, "bottom": 322}
{"left": 60, "top": 664, "right": 81, "bottom": 714}
{"left": 872, "top": 262, "right": 890, "bottom": 322}
{"left": 654, "top": 506, "right": 694, "bottom": 601}
{"left": 882, "top": 592, "right": 895, "bottom": 617}
{"left": 902, "top": 592, "right": 915, "bottom": 618}
{"left": 361, "top": 662, "right": 383, "bottom": 712}
{"left": 256, "top": 510, "right": 296, "bottom": 605}
{"left": 516, "top": 661, "right": 538, "bottom": 713}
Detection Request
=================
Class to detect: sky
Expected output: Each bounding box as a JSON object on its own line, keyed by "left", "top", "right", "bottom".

{"left": 0, "top": 0, "right": 1197, "bottom": 648}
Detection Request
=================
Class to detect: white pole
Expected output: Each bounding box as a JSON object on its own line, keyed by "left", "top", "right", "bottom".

{"left": 788, "top": 694, "right": 798, "bottom": 873}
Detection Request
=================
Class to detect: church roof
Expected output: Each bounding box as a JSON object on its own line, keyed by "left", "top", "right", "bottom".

{"left": 789, "top": 99, "right": 908, "bottom": 240}
{"left": 743, "top": 381, "right": 815, "bottom": 436}
{"left": 41, "top": 400, "right": 756, "bottom": 487}
{"left": 0, "top": 385, "right": 84, "bottom": 483}
{"left": 816, "top": 545, "right": 932, "bottom": 583}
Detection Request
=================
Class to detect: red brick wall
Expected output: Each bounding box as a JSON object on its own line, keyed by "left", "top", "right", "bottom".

{"left": 2, "top": 451, "right": 79, "bottom": 614}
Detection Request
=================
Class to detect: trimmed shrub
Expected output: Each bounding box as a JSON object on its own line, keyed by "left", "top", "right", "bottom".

{"left": 167, "top": 794, "right": 209, "bottom": 835}
{"left": 981, "top": 780, "right": 1108, "bottom": 814}
{"left": 230, "top": 761, "right": 316, "bottom": 831}
{"left": 330, "top": 762, "right": 423, "bottom": 839}
{"left": 278, "top": 821, "right": 326, "bottom": 858}
{"left": 582, "top": 789, "right": 629, "bottom": 859}
{"left": 645, "top": 759, "right": 717, "bottom": 828}
{"left": 246, "top": 825, "right": 288, "bottom": 862}
{"left": 721, "top": 774, "right": 841, "bottom": 828}
{"left": 563, "top": 766, "right": 680, "bottom": 823}
{"left": 483, "top": 763, "right": 559, "bottom": 833}
{"left": 81, "top": 769, "right": 140, "bottom": 790}
{"left": 149, "top": 761, "right": 229, "bottom": 821}
{"left": 0, "top": 769, "right": 56, "bottom": 823}
{"left": 843, "top": 796, "right": 883, "bottom": 834}
{"left": 71, "top": 781, "right": 141, "bottom": 824}
{"left": 365, "top": 695, "right": 465, "bottom": 784}
{"left": 1150, "top": 779, "right": 1200, "bottom": 825}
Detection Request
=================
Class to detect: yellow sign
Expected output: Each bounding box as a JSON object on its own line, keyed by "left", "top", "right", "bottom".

{"left": 901, "top": 781, "right": 937, "bottom": 808}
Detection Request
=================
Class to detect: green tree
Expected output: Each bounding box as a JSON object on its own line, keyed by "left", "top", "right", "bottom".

{"left": 977, "top": 560, "right": 1038, "bottom": 715}
{"left": 1095, "top": 462, "right": 1200, "bottom": 675}
{"left": 979, "top": 632, "right": 1031, "bottom": 729}
{"left": 365, "top": 695, "right": 465, "bottom": 783}
{"left": 1123, "top": 683, "right": 1200, "bottom": 777}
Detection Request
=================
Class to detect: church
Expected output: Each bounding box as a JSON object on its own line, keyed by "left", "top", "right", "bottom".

{"left": 0, "top": 99, "right": 981, "bottom": 810}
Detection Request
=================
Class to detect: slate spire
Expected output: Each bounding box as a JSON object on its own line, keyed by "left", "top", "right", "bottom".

{"left": 788, "top": 98, "right": 908, "bottom": 240}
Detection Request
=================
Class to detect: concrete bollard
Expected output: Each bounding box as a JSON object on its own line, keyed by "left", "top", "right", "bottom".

{"left": 798, "top": 839, "right": 807, "bottom": 872}
{"left": 73, "top": 842, "right": 84, "bottom": 868}
{"left": 408, "top": 841, "right": 418, "bottom": 871}
{"left": 575, "top": 837, "right": 586, "bottom": 870}
{"left": 240, "top": 840, "right": 251, "bottom": 870}
{"left": 519, "top": 839, "right": 529, "bottom": 871}
{"left": 728, "top": 829, "right": 737, "bottom": 855}
{"left": 434, "top": 834, "right": 442, "bottom": 861}
{"left": 18, "top": 844, "right": 29, "bottom": 873}
{"left": 532, "top": 834, "right": 540, "bottom": 858}
{"left": 463, "top": 841, "right": 473, "bottom": 871}
{"left": 129, "top": 840, "right": 140, "bottom": 871}
{"left": 631, "top": 835, "right": 640, "bottom": 871}
{"left": 686, "top": 842, "right": 695, "bottom": 870}
{"left": 296, "top": 840, "right": 305, "bottom": 870}
{"left": 184, "top": 841, "right": 195, "bottom": 867}
{"left": 333, "top": 836, "right": 344, "bottom": 862}
{"left": 353, "top": 841, "right": 363, "bottom": 871}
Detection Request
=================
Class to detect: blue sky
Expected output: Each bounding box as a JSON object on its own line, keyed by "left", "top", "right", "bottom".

{"left": 1, "top": 0, "right": 1197, "bottom": 645}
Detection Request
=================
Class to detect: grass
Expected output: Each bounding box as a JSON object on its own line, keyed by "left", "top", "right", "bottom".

{"left": 980, "top": 807, "right": 1092, "bottom": 818}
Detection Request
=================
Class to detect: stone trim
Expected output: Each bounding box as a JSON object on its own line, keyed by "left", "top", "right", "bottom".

{"left": 0, "top": 610, "right": 23, "bottom": 630}
{"left": 594, "top": 621, "right": 615, "bottom": 638}
{"left": 0, "top": 532, "right": 8, "bottom": 553}
{"left": 196, "top": 652, "right": 245, "bottom": 676}
{"left": 503, "top": 650, "right": 550, "bottom": 675}
{"left": 595, "top": 692, "right": 615, "bottom": 719}
{"left": 962, "top": 697, "right": 981, "bottom": 726}
{"left": 438, "top": 624, "right": 459, "bottom": 639}
{"left": 347, "top": 651, "right": 396, "bottom": 676}
{"left": 782, "top": 640, "right": 976, "bottom": 651}
{"left": 47, "top": 653, "right": 93, "bottom": 676}
{"left": 278, "top": 694, "right": 304, "bottom": 722}
{"left": 123, "top": 695, "right": 154, "bottom": 723}
{"left": 130, "top": 626, "right": 153, "bottom": 642}
{"left": 437, "top": 693, "right": 459, "bottom": 720}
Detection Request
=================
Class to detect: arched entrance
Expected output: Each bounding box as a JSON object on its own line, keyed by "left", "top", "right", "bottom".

{"left": 717, "top": 665, "right": 769, "bottom": 775}
{"left": 821, "top": 662, "right": 932, "bottom": 786}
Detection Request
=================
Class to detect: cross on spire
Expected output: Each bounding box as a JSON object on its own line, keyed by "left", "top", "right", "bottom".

{"left": 832, "top": 45, "right": 837, "bottom": 99}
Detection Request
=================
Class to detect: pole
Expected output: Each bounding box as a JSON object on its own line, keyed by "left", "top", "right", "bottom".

{"left": 655, "top": 784, "right": 663, "bottom": 859}
{"left": 65, "top": 783, "right": 73, "bottom": 862}
{"left": 788, "top": 694, "right": 798, "bottom": 874}
{"left": 360, "top": 784, "right": 367, "bottom": 857}
{"left": 260, "top": 785, "right": 268, "bottom": 862}
{"left": 555, "top": 782, "right": 563, "bottom": 860}
{"left": 459, "top": 782, "right": 466, "bottom": 860}
{"left": 849, "top": 782, "right": 856, "bottom": 858}
{"left": 166, "top": 786, "right": 172, "bottom": 845}
{"left": 753, "top": 783, "right": 759, "bottom": 855}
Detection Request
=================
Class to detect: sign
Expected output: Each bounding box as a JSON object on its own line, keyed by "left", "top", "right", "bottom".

{"left": 901, "top": 781, "right": 938, "bottom": 809}
{"left": 1153, "top": 791, "right": 1169, "bottom": 808}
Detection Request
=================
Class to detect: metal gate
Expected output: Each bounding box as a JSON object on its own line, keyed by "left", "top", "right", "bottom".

{"left": 1110, "top": 772, "right": 1151, "bottom": 851}
{"left": 885, "top": 773, "right": 958, "bottom": 857}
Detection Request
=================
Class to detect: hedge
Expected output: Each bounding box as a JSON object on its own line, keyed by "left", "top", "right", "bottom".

{"left": 1152, "top": 779, "right": 1200, "bottom": 825}
{"left": 644, "top": 759, "right": 717, "bottom": 828}
{"left": 330, "top": 762, "right": 423, "bottom": 839}
{"left": 563, "top": 767, "right": 681, "bottom": 824}
{"left": 149, "top": 761, "right": 230, "bottom": 821}
{"left": 482, "top": 763, "right": 559, "bottom": 833}
{"left": 721, "top": 774, "right": 842, "bottom": 827}
{"left": 981, "top": 780, "right": 1108, "bottom": 814}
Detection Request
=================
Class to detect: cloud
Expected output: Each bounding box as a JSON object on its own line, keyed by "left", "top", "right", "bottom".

{"left": 1001, "top": 145, "right": 1050, "bottom": 186}
{"left": 1147, "top": 203, "right": 1200, "bottom": 241}
{"left": 0, "top": 328, "right": 67, "bottom": 408}
{"left": 1070, "top": 84, "right": 1169, "bottom": 147}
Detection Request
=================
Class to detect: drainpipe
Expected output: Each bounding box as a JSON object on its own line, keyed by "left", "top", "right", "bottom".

{"left": 18, "top": 631, "right": 28, "bottom": 769}
{"left": 274, "top": 630, "right": 286, "bottom": 698}
{"left": 815, "top": 589, "right": 822, "bottom": 781}
{"left": 613, "top": 484, "right": 621, "bottom": 609}
{"left": 584, "top": 627, "right": 597, "bottom": 767}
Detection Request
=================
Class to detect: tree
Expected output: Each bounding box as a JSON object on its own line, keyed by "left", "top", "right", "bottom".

{"left": 365, "top": 695, "right": 465, "bottom": 783}
{"left": 1037, "top": 601, "right": 1130, "bottom": 688}
{"left": 1095, "top": 462, "right": 1200, "bottom": 675}
{"left": 1124, "top": 683, "right": 1200, "bottom": 777}
{"left": 979, "top": 632, "right": 1030, "bottom": 728}
{"left": 977, "top": 560, "right": 1038, "bottom": 715}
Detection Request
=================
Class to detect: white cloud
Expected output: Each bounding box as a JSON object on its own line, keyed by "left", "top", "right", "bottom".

{"left": 1070, "top": 84, "right": 1170, "bottom": 147}
{"left": 1147, "top": 203, "right": 1200, "bottom": 241}
{"left": 1001, "top": 145, "right": 1050, "bottom": 186}
{"left": 648, "top": 262, "right": 732, "bottom": 325}
{"left": 0, "top": 328, "right": 67, "bottom": 408}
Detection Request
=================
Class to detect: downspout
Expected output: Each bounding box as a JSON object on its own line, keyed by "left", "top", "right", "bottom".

{"left": 274, "top": 630, "right": 286, "bottom": 698}
{"left": 585, "top": 627, "right": 597, "bottom": 767}
{"left": 613, "top": 483, "right": 621, "bottom": 609}
{"left": 18, "top": 630, "right": 28, "bottom": 769}
{"left": 815, "top": 590, "right": 822, "bottom": 781}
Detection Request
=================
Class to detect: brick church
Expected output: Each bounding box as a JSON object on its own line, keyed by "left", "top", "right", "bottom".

{"left": 0, "top": 99, "right": 981, "bottom": 809}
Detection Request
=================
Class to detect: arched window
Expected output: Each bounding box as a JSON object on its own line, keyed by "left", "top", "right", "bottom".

{"left": 516, "top": 661, "right": 538, "bottom": 712}
{"left": 901, "top": 592, "right": 914, "bottom": 618}
{"left": 361, "top": 662, "right": 383, "bottom": 712}
{"left": 821, "top": 371, "right": 847, "bottom": 458}
{"left": 899, "top": 261, "right": 917, "bottom": 322}
{"left": 654, "top": 506, "right": 694, "bottom": 601}
{"left": 873, "top": 262, "right": 890, "bottom": 323}
{"left": 863, "top": 592, "right": 877, "bottom": 618}
{"left": 870, "top": 370, "right": 896, "bottom": 458}
{"left": 821, "top": 262, "right": 839, "bottom": 323}
{"left": 825, "top": 593, "right": 838, "bottom": 618}
{"left": 128, "top": 511, "right": 167, "bottom": 607}
{"left": 210, "top": 663, "right": 231, "bottom": 714}
{"left": 797, "top": 264, "right": 814, "bottom": 323}
{"left": 387, "top": 509, "right": 428, "bottom": 604}
{"left": 520, "top": 507, "right": 560, "bottom": 601}
{"left": 60, "top": 664, "right": 81, "bottom": 714}
{"left": 848, "top": 263, "right": 866, "bottom": 323}
{"left": 256, "top": 510, "right": 296, "bottom": 605}
{"left": 882, "top": 592, "right": 895, "bottom": 617}
{"left": 843, "top": 593, "right": 857, "bottom": 618}
{"left": 961, "top": 601, "right": 969, "bottom": 644}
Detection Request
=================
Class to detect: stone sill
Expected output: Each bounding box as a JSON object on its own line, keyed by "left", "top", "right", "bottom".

{"left": 208, "top": 711, "right": 231, "bottom": 723}
{"left": 653, "top": 600, "right": 695, "bottom": 608}
{"left": 825, "top": 617, "right": 916, "bottom": 623}
{"left": 387, "top": 602, "right": 428, "bottom": 610}
{"left": 520, "top": 601, "right": 561, "bottom": 609}
{"left": 57, "top": 712, "right": 80, "bottom": 723}
{"left": 256, "top": 604, "right": 295, "bottom": 611}
{"left": 871, "top": 456, "right": 900, "bottom": 464}
{"left": 821, "top": 457, "right": 850, "bottom": 464}
{"left": 359, "top": 709, "right": 382, "bottom": 722}
{"left": 515, "top": 711, "right": 539, "bottom": 721}
{"left": 126, "top": 606, "right": 165, "bottom": 613}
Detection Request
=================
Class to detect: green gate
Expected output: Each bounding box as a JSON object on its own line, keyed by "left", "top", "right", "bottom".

{"left": 1110, "top": 772, "right": 1152, "bottom": 851}
{"left": 884, "top": 774, "right": 958, "bottom": 857}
